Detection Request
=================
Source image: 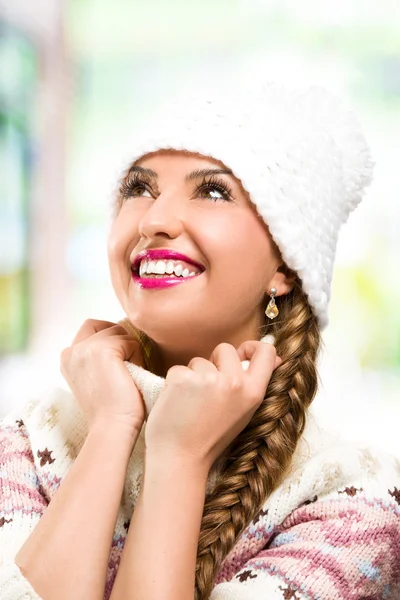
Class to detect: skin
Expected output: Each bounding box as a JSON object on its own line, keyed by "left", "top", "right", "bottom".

{"left": 14, "top": 150, "right": 296, "bottom": 600}
{"left": 107, "top": 150, "right": 296, "bottom": 600}
{"left": 107, "top": 150, "right": 295, "bottom": 378}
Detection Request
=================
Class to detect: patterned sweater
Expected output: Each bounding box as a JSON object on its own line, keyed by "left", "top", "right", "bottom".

{"left": 1, "top": 361, "right": 400, "bottom": 600}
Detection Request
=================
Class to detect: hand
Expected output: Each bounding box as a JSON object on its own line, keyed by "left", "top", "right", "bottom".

{"left": 144, "top": 340, "right": 281, "bottom": 471}
{"left": 60, "top": 319, "right": 147, "bottom": 434}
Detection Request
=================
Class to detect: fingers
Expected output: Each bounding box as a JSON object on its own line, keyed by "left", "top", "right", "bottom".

{"left": 198, "top": 340, "right": 280, "bottom": 380}
{"left": 186, "top": 344, "right": 244, "bottom": 381}
{"left": 240, "top": 340, "right": 278, "bottom": 397}
{"left": 236, "top": 338, "right": 276, "bottom": 361}
{"left": 71, "top": 319, "right": 134, "bottom": 345}
{"left": 123, "top": 335, "right": 146, "bottom": 367}
{"left": 208, "top": 343, "right": 243, "bottom": 376}
{"left": 62, "top": 334, "right": 139, "bottom": 363}
{"left": 117, "top": 318, "right": 141, "bottom": 341}
{"left": 68, "top": 318, "right": 146, "bottom": 366}
{"left": 169, "top": 338, "right": 281, "bottom": 405}
{"left": 187, "top": 356, "right": 217, "bottom": 375}
{"left": 71, "top": 319, "right": 119, "bottom": 344}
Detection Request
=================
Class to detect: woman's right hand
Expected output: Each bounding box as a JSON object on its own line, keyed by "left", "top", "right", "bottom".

{"left": 60, "top": 319, "right": 147, "bottom": 434}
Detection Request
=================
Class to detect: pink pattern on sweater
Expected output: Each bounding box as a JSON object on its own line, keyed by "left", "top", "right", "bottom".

{"left": 1, "top": 417, "right": 400, "bottom": 600}
{"left": 214, "top": 494, "right": 400, "bottom": 598}
{"left": 0, "top": 424, "right": 48, "bottom": 523}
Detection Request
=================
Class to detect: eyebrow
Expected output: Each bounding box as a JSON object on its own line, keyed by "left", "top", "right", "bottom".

{"left": 128, "top": 165, "right": 233, "bottom": 181}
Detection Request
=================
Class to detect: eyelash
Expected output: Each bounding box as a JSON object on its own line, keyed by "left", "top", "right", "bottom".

{"left": 119, "top": 173, "right": 233, "bottom": 203}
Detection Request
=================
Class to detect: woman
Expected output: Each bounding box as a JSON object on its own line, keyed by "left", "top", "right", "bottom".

{"left": 1, "top": 80, "right": 399, "bottom": 600}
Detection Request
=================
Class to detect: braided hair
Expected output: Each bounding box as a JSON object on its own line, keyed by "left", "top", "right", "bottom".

{"left": 194, "top": 266, "right": 321, "bottom": 599}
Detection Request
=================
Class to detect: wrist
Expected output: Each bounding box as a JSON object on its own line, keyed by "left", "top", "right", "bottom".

{"left": 144, "top": 450, "right": 210, "bottom": 482}
{"left": 89, "top": 416, "right": 142, "bottom": 447}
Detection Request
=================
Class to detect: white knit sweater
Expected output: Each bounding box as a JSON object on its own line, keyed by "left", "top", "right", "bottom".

{"left": 1, "top": 362, "right": 400, "bottom": 599}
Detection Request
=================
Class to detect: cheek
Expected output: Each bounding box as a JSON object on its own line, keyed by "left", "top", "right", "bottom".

{"left": 107, "top": 214, "right": 135, "bottom": 265}
{"left": 107, "top": 234, "right": 124, "bottom": 292}
{"left": 214, "top": 213, "right": 272, "bottom": 272}
{"left": 107, "top": 229, "right": 123, "bottom": 266}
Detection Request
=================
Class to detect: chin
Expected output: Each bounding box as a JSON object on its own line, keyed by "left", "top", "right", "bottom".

{"left": 141, "top": 320, "right": 199, "bottom": 348}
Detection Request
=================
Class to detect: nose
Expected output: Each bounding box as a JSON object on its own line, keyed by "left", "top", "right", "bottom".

{"left": 138, "top": 193, "right": 184, "bottom": 240}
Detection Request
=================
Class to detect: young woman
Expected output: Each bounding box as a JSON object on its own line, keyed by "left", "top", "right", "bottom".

{"left": 1, "top": 81, "right": 399, "bottom": 600}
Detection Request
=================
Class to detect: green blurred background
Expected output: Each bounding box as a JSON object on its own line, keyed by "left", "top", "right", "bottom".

{"left": 0, "top": 0, "right": 399, "bottom": 452}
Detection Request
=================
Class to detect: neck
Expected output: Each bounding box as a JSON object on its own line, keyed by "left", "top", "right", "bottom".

{"left": 144, "top": 313, "right": 267, "bottom": 379}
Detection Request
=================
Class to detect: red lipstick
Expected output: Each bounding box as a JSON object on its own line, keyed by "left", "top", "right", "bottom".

{"left": 131, "top": 248, "right": 205, "bottom": 290}
{"left": 132, "top": 249, "right": 204, "bottom": 273}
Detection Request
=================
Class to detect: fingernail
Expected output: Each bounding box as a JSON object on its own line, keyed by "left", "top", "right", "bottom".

{"left": 261, "top": 334, "right": 275, "bottom": 346}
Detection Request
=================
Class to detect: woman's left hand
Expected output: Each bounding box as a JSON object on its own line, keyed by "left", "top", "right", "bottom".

{"left": 144, "top": 340, "right": 281, "bottom": 472}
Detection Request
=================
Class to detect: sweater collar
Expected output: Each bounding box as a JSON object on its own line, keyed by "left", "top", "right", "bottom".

{"left": 123, "top": 359, "right": 340, "bottom": 463}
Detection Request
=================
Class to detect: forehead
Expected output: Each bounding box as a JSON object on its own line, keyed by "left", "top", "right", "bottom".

{"left": 135, "top": 149, "right": 227, "bottom": 170}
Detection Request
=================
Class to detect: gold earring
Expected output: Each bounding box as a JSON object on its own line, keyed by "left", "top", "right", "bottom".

{"left": 265, "top": 287, "right": 279, "bottom": 319}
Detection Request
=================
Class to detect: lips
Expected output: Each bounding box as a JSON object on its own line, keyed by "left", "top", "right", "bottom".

{"left": 131, "top": 249, "right": 205, "bottom": 274}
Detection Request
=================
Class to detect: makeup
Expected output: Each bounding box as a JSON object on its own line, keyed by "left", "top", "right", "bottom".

{"left": 131, "top": 270, "right": 202, "bottom": 289}
{"left": 131, "top": 248, "right": 205, "bottom": 289}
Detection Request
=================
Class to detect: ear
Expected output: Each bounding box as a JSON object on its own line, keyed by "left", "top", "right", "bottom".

{"left": 267, "top": 268, "right": 296, "bottom": 297}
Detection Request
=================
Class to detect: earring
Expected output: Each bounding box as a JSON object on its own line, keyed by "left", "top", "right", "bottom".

{"left": 265, "top": 287, "right": 279, "bottom": 319}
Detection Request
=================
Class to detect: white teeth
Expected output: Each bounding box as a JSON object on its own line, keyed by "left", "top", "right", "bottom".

{"left": 155, "top": 260, "right": 166, "bottom": 274}
{"left": 139, "top": 260, "right": 149, "bottom": 277}
{"left": 173, "top": 263, "right": 183, "bottom": 277}
{"left": 137, "top": 258, "right": 202, "bottom": 278}
{"left": 166, "top": 260, "right": 174, "bottom": 274}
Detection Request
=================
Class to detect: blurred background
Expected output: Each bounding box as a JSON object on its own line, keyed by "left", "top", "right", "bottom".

{"left": 0, "top": 0, "right": 399, "bottom": 453}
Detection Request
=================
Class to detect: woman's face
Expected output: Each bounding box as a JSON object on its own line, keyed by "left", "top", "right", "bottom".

{"left": 107, "top": 150, "right": 285, "bottom": 373}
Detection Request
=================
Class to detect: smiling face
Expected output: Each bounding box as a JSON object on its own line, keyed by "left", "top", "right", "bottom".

{"left": 108, "top": 150, "right": 292, "bottom": 375}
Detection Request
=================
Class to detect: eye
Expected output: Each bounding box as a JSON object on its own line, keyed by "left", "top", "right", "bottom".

{"left": 119, "top": 172, "right": 233, "bottom": 203}
{"left": 119, "top": 175, "right": 153, "bottom": 199}
{"left": 129, "top": 184, "right": 152, "bottom": 197}
{"left": 195, "top": 175, "right": 233, "bottom": 202}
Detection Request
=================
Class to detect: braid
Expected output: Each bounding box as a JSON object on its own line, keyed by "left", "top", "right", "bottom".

{"left": 194, "top": 272, "right": 321, "bottom": 600}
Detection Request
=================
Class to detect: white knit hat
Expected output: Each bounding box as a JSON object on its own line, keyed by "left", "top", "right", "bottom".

{"left": 123, "top": 80, "right": 374, "bottom": 329}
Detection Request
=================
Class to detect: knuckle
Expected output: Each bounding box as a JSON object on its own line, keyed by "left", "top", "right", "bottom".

{"left": 59, "top": 347, "right": 72, "bottom": 375}
{"left": 187, "top": 356, "right": 202, "bottom": 369}
{"left": 212, "top": 342, "right": 233, "bottom": 358}
{"left": 220, "top": 342, "right": 232, "bottom": 349}
{"left": 60, "top": 346, "right": 70, "bottom": 364}
{"left": 204, "top": 372, "right": 218, "bottom": 387}
{"left": 167, "top": 365, "right": 191, "bottom": 383}
{"left": 72, "top": 319, "right": 96, "bottom": 343}
{"left": 60, "top": 346, "right": 69, "bottom": 359}
{"left": 83, "top": 318, "right": 95, "bottom": 328}
{"left": 71, "top": 342, "right": 96, "bottom": 366}
{"left": 249, "top": 389, "right": 264, "bottom": 405}
{"left": 229, "top": 376, "right": 243, "bottom": 392}
{"left": 218, "top": 342, "right": 235, "bottom": 352}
